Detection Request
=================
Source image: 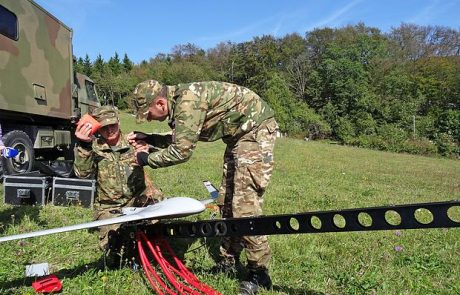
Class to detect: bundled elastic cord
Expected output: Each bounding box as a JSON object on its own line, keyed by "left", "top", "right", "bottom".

{"left": 136, "top": 231, "right": 222, "bottom": 295}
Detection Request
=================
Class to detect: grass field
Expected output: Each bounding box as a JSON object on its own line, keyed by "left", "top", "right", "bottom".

{"left": 0, "top": 111, "right": 459, "bottom": 294}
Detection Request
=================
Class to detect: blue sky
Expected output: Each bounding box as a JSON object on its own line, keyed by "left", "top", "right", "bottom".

{"left": 34, "top": 0, "right": 459, "bottom": 64}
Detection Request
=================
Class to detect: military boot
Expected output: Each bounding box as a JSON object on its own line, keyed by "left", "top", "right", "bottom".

{"left": 239, "top": 267, "right": 272, "bottom": 295}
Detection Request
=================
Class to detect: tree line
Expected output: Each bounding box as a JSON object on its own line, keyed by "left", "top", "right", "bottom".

{"left": 74, "top": 23, "right": 460, "bottom": 158}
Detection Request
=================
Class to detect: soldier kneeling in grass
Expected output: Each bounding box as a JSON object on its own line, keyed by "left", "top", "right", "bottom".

{"left": 73, "top": 105, "right": 164, "bottom": 267}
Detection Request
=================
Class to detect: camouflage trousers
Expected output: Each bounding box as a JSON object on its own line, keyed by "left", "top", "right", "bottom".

{"left": 218, "top": 118, "right": 278, "bottom": 271}
{"left": 94, "top": 179, "right": 165, "bottom": 251}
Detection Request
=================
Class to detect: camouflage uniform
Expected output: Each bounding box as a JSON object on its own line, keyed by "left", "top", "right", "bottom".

{"left": 74, "top": 106, "right": 163, "bottom": 250}
{"left": 133, "top": 81, "right": 278, "bottom": 271}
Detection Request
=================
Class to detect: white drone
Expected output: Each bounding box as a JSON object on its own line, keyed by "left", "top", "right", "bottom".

{"left": 0, "top": 181, "right": 219, "bottom": 243}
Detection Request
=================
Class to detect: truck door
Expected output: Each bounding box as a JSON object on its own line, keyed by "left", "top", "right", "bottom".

{"left": 74, "top": 73, "right": 100, "bottom": 116}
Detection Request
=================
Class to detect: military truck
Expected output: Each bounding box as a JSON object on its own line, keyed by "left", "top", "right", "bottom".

{"left": 0, "top": 0, "right": 100, "bottom": 175}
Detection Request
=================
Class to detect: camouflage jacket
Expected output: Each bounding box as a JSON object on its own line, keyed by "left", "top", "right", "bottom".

{"left": 74, "top": 133, "right": 147, "bottom": 209}
{"left": 146, "top": 81, "right": 274, "bottom": 169}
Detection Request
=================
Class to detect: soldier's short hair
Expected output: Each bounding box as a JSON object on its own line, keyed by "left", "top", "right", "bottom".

{"left": 132, "top": 80, "right": 167, "bottom": 123}
{"left": 92, "top": 105, "right": 119, "bottom": 127}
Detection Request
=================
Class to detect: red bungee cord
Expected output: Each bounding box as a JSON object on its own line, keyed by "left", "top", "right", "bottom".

{"left": 137, "top": 236, "right": 175, "bottom": 295}
{"left": 136, "top": 231, "right": 222, "bottom": 295}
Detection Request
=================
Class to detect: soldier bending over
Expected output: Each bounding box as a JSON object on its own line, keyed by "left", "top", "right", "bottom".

{"left": 129, "top": 80, "right": 278, "bottom": 295}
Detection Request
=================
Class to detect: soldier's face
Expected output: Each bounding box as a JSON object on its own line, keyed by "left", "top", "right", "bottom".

{"left": 147, "top": 97, "right": 168, "bottom": 122}
{"left": 99, "top": 123, "right": 120, "bottom": 141}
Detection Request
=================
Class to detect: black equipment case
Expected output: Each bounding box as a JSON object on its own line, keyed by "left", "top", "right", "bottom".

{"left": 3, "top": 172, "right": 52, "bottom": 206}
{"left": 51, "top": 177, "right": 96, "bottom": 208}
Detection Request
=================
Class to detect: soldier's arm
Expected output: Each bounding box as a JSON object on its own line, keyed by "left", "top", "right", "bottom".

{"left": 73, "top": 141, "right": 96, "bottom": 179}
{"left": 143, "top": 133, "right": 172, "bottom": 148}
{"left": 144, "top": 96, "right": 207, "bottom": 169}
{"left": 129, "top": 131, "right": 171, "bottom": 149}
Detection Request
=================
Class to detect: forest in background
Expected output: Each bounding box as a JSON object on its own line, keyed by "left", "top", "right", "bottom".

{"left": 74, "top": 23, "right": 460, "bottom": 158}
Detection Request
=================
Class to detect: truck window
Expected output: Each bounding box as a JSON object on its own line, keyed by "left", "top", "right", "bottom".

{"left": 0, "top": 5, "right": 18, "bottom": 40}
{"left": 85, "top": 81, "right": 98, "bottom": 102}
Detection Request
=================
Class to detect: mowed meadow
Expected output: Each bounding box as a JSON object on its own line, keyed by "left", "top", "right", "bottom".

{"left": 0, "top": 111, "right": 459, "bottom": 295}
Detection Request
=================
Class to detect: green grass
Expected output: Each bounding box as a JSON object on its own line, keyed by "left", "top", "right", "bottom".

{"left": 0, "top": 111, "right": 459, "bottom": 294}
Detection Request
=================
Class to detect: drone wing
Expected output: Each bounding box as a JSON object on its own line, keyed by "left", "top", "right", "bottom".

{"left": 201, "top": 180, "right": 219, "bottom": 205}
{"left": 0, "top": 197, "right": 205, "bottom": 243}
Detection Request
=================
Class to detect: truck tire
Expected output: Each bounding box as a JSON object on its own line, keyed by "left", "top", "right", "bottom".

{"left": 1, "top": 130, "right": 35, "bottom": 175}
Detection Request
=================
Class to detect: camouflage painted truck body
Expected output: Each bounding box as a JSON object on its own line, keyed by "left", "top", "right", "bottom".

{"left": 0, "top": 0, "right": 99, "bottom": 174}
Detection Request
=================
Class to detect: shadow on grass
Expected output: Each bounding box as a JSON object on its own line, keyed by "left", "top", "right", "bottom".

{"left": 0, "top": 236, "right": 218, "bottom": 289}
{"left": 1, "top": 225, "right": 325, "bottom": 294}
{"left": 195, "top": 238, "right": 326, "bottom": 294}
{"left": 0, "top": 205, "right": 45, "bottom": 234}
{"left": 0, "top": 239, "right": 325, "bottom": 295}
{"left": 272, "top": 285, "right": 325, "bottom": 295}
{"left": 203, "top": 236, "right": 222, "bottom": 264}
{"left": 167, "top": 236, "right": 201, "bottom": 260}
{"left": 0, "top": 258, "right": 104, "bottom": 292}
{"left": 0, "top": 251, "right": 144, "bottom": 292}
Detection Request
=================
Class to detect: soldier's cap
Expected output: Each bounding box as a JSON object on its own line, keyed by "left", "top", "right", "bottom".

{"left": 132, "top": 80, "right": 165, "bottom": 123}
{"left": 92, "top": 105, "right": 119, "bottom": 127}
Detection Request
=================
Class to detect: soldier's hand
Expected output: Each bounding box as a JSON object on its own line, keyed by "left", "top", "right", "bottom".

{"left": 133, "top": 140, "right": 149, "bottom": 153}
{"left": 75, "top": 122, "right": 93, "bottom": 142}
{"left": 127, "top": 131, "right": 147, "bottom": 145}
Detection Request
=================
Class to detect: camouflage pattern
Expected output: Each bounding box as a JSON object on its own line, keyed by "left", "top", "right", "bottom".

{"left": 0, "top": 0, "right": 74, "bottom": 119}
{"left": 94, "top": 196, "right": 160, "bottom": 251}
{"left": 133, "top": 80, "right": 278, "bottom": 270}
{"left": 219, "top": 118, "right": 278, "bottom": 270}
{"left": 92, "top": 105, "right": 119, "bottom": 127}
{"left": 132, "top": 80, "right": 165, "bottom": 122}
{"left": 0, "top": 0, "right": 99, "bottom": 153}
{"left": 75, "top": 73, "right": 100, "bottom": 116}
{"left": 93, "top": 208, "right": 121, "bottom": 251}
{"left": 133, "top": 81, "right": 275, "bottom": 169}
{"left": 74, "top": 126, "right": 164, "bottom": 250}
{"left": 73, "top": 133, "right": 163, "bottom": 209}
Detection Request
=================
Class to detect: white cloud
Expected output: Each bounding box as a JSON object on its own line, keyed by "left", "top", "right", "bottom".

{"left": 272, "top": 18, "right": 283, "bottom": 36}
{"left": 305, "top": 0, "right": 364, "bottom": 31}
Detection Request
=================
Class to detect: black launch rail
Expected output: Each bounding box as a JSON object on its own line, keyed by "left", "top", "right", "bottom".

{"left": 143, "top": 200, "right": 460, "bottom": 238}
